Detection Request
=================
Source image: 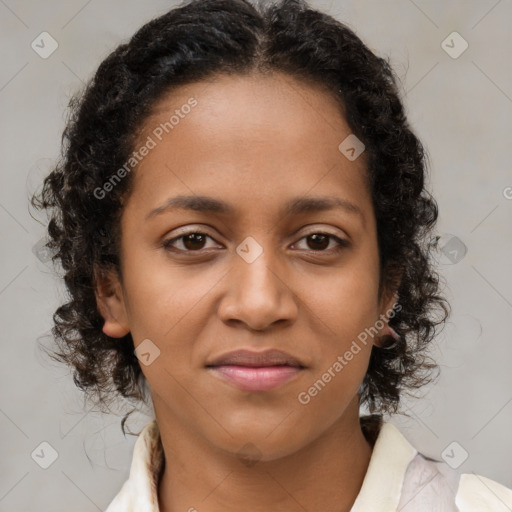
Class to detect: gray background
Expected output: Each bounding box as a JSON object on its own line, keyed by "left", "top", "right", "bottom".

{"left": 1, "top": 0, "right": 511, "bottom": 510}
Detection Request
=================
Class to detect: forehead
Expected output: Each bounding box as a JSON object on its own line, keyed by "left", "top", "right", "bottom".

{"left": 146, "top": 70, "right": 345, "bottom": 126}
{"left": 126, "top": 71, "right": 371, "bottom": 221}
{"left": 137, "top": 70, "right": 363, "bottom": 164}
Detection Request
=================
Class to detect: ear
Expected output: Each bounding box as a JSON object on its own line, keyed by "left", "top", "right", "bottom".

{"left": 379, "top": 288, "right": 399, "bottom": 320}
{"left": 94, "top": 268, "right": 130, "bottom": 338}
{"left": 374, "top": 269, "right": 402, "bottom": 347}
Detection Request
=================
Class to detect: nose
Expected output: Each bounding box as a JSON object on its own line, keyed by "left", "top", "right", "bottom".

{"left": 217, "top": 246, "right": 298, "bottom": 332}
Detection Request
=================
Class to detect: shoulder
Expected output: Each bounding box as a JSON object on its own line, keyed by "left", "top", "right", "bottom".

{"left": 359, "top": 419, "right": 512, "bottom": 512}
{"left": 399, "top": 452, "right": 512, "bottom": 511}
{"left": 456, "top": 473, "right": 512, "bottom": 511}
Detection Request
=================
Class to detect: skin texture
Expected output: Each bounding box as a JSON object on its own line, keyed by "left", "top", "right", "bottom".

{"left": 96, "top": 71, "right": 398, "bottom": 512}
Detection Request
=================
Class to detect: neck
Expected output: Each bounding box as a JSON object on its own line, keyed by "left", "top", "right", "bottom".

{"left": 155, "top": 397, "right": 374, "bottom": 512}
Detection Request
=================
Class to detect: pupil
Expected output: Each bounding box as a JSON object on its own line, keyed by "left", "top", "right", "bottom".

{"left": 184, "top": 233, "right": 205, "bottom": 250}
{"left": 308, "top": 234, "right": 328, "bottom": 250}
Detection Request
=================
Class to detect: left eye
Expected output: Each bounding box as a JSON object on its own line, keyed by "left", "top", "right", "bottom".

{"left": 162, "top": 231, "right": 348, "bottom": 253}
{"left": 293, "top": 233, "right": 349, "bottom": 252}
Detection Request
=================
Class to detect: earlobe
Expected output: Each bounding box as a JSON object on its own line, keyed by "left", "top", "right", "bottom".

{"left": 95, "top": 269, "right": 130, "bottom": 338}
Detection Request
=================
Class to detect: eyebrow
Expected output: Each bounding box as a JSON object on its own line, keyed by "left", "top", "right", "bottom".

{"left": 146, "top": 194, "right": 365, "bottom": 225}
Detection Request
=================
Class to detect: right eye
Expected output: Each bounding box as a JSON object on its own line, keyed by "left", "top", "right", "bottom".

{"left": 162, "top": 231, "right": 222, "bottom": 253}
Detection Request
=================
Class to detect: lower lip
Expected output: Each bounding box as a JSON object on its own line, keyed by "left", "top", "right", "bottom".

{"left": 208, "top": 365, "right": 303, "bottom": 391}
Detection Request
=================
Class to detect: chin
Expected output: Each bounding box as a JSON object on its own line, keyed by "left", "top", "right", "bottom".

{"left": 210, "top": 419, "right": 311, "bottom": 463}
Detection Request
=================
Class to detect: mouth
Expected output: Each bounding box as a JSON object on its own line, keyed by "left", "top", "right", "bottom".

{"left": 205, "top": 349, "right": 306, "bottom": 392}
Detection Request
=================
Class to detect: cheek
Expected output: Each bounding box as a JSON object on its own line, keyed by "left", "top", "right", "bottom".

{"left": 302, "top": 258, "right": 381, "bottom": 347}
{"left": 294, "top": 338, "right": 372, "bottom": 440}
{"left": 122, "top": 248, "right": 218, "bottom": 342}
{"left": 124, "top": 263, "right": 217, "bottom": 396}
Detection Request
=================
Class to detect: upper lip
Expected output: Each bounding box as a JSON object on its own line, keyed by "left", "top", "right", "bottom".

{"left": 206, "top": 349, "right": 306, "bottom": 368}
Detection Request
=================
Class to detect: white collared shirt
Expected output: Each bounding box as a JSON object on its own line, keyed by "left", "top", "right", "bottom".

{"left": 104, "top": 419, "right": 512, "bottom": 511}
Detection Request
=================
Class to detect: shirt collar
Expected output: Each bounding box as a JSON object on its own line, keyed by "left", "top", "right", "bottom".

{"left": 104, "top": 419, "right": 164, "bottom": 512}
{"left": 349, "top": 421, "right": 418, "bottom": 511}
{"left": 107, "top": 419, "right": 417, "bottom": 512}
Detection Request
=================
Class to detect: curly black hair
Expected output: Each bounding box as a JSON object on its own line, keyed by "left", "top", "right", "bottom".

{"left": 30, "top": 0, "right": 450, "bottom": 431}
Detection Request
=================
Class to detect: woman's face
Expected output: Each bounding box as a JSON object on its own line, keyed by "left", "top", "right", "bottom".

{"left": 98, "top": 71, "right": 396, "bottom": 460}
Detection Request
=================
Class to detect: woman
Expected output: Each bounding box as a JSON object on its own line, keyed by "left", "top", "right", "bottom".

{"left": 30, "top": 0, "right": 512, "bottom": 509}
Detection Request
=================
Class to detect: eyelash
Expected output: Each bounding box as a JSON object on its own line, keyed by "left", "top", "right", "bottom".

{"left": 162, "top": 230, "right": 349, "bottom": 255}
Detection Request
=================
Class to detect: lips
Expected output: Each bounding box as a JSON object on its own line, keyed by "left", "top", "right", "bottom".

{"left": 205, "top": 349, "right": 306, "bottom": 369}
{"left": 206, "top": 349, "right": 306, "bottom": 392}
